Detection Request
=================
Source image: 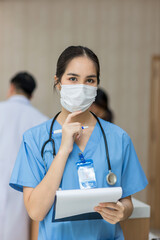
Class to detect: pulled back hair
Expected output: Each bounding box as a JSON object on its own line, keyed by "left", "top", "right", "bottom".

{"left": 10, "top": 72, "right": 37, "bottom": 98}
{"left": 54, "top": 46, "right": 100, "bottom": 87}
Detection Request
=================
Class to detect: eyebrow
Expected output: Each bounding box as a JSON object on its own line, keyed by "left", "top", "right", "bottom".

{"left": 67, "top": 73, "right": 80, "bottom": 77}
{"left": 67, "top": 73, "right": 97, "bottom": 78}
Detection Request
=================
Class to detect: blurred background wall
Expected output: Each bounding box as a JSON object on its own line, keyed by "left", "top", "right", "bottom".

{"left": 0, "top": 0, "right": 160, "bottom": 202}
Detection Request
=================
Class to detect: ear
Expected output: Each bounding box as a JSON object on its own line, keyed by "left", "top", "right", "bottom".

{"left": 28, "top": 94, "right": 32, "bottom": 100}
{"left": 7, "top": 83, "right": 16, "bottom": 98}
{"left": 54, "top": 75, "right": 61, "bottom": 91}
{"left": 10, "top": 83, "right": 16, "bottom": 93}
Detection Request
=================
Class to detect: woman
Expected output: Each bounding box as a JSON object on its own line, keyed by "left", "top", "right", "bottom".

{"left": 10, "top": 46, "right": 148, "bottom": 240}
{"left": 89, "top": 87, "right": 114, "bottom": 122}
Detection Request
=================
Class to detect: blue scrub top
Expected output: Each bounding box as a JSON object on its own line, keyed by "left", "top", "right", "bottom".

{"left": 10, "top": 118, "right": 148, "bottom": 240}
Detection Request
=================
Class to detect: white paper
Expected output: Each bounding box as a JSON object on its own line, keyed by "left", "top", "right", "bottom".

{"left": 55, "top": 187, "right": 122, "bottom": 220}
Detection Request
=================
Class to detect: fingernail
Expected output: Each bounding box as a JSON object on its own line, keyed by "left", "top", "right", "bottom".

{"left": 94, "top": 207, "right": 100, "bottom": 211}
{"left": 99, "top": 203, "right": 103, "bottom": 206}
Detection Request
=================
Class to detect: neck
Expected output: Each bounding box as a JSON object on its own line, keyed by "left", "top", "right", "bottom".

{"left": 7, "top": 92, "right": 30, "bottom": 100}
{"left": 57, "top": 107, "right": 95, "bottom": 126}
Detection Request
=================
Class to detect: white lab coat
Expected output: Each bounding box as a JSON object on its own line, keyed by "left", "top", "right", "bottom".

{"left": 0, "top": 95, "right": 48, "bottom": 240}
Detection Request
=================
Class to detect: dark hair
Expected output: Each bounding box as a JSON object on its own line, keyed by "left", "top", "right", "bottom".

{"left": 10, "top": 72, "right": 37, "bottom": 98}
{"left": 55, "top": 46, "right": 100, "bottom": 87}
{"left": 94, "top": 88, "right": 114, "bottom": 123}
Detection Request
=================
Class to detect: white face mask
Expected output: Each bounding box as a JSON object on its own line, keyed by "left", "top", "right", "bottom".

{"left": 60, "top": 84, "right": 97, "bottom": 112}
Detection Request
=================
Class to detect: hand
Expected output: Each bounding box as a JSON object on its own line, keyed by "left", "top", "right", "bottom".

{"left": 60, "top": 111, "right": 83, "bottom": 154}
{"left": 94, "top": 201, "right": 125, "bottom": 224}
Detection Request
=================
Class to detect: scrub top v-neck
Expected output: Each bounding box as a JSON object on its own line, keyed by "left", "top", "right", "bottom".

{"left": 10, "top": 117, "right": 148, "bottom": 240}
{"left": 55, "top": 119, "right": 99, "bottom": 156}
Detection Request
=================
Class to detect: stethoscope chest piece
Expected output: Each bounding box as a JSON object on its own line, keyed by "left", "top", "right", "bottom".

{"left": 106, "top": 171, "right": 117, "bottom": 185}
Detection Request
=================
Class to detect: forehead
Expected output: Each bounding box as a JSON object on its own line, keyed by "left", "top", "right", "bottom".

{"left": 64, "top": 56, "right": 97, "bottom": 75}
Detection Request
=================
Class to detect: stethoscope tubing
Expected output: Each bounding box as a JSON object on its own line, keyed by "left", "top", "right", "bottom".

{"left": 41, "top": 111, "right": 116, "bottom": 185}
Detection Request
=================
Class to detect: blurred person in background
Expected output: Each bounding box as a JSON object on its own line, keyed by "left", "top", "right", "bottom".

{"left": 0, "top": 72, "right": 48, "bottom": 240}
{"left": 89, "top": 88, "right": 114, "bottom": 123}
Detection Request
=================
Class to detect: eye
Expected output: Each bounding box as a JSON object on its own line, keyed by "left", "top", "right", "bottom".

{"left": 86, "top": 79, "right": 95, "bottom": 83}
{"left": 69, "top": 77, "right": 77, "bottom": 82}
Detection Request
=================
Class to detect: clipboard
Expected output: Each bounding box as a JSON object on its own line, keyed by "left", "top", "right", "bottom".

{"left": 52, "top": 187, "right": 122, "bottom": 222}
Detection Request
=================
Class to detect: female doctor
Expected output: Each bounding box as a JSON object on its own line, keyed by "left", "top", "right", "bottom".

{"left": 10, "top": 46, "right": 148, "bottom": 240}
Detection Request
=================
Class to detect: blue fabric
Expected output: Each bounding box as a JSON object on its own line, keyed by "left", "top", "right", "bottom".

{"left": 10, "top": 118, "right": 148, "bottom": 240}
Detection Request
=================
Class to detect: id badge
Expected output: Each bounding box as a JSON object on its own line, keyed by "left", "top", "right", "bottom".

{"left": 76, "top": 153, "right": 97, "bottom": 189}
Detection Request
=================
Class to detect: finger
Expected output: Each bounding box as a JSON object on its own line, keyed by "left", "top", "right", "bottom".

{"left": 116, "top": 201, "right": 123, "bottom": 208}
{"left": 116, "top": 201, "right": 125, "bottom": 213}
{"left": 96, "top": 206, "right": 118, "bottom": 218}
{"left": 62, "top": 123, "right": 81, "bottom": 135}
{"left": 96, "top": 210, "right": 118, "bottom": 224}
{"left": 76, "top": 134, "right": 81, "bottom": 140}
{"left": 74, "top": 125, "right": 83, "bottom": 140}
{"left": 99, "top": 202, "right": 121, "bottom": 211}
{"left": 76, "top": 134, "right": 80, "bottom": 140}
{"left": 94, "top": 206, "right": 117, "bottom": 218}
{"left": 65, "top": 111, "right": 82, "bottom": 123}
{"left": 66, "top": 122, "right": 82, "bottom": 127}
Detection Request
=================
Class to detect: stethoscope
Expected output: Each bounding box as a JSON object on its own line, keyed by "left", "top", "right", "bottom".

{"left": 41, "top": 111, "right": 117, "bottom": 185}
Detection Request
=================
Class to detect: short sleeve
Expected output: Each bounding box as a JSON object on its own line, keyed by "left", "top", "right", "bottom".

{"left": 9, "top": 132, "right": 45, "bottom": 192}
{"left": 121, "top": 133, "right": 148, "bottom": 198}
